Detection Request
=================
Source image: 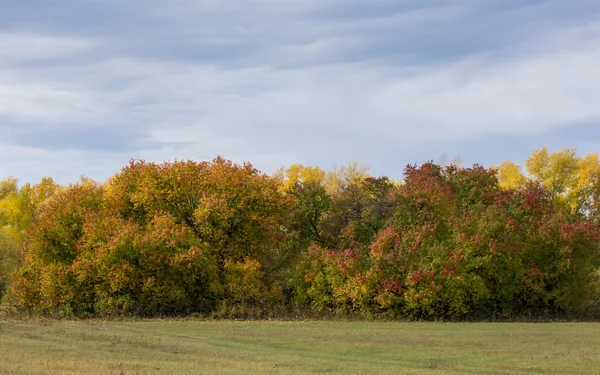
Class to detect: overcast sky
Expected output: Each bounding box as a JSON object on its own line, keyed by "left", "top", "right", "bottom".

{"left": 1, "top": 0, "right": 600, "bottom": 184}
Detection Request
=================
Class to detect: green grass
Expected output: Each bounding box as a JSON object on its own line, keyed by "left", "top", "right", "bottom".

{"left": 1, "top": 320, "right": 599, "bottom": 374}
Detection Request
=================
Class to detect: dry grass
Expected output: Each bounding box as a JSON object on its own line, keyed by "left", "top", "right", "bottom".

{"left": 1, "top": 319, "right": 599, "bottom": 374}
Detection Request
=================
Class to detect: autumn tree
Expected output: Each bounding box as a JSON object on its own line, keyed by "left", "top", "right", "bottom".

{"left": 12, "top": 158, "right": 291, "bottom": 316}
{"left": 526, "top": 147, "right": 579, "bottom": 204}
{"left": 0, "top": 177, "right": 60, "bottom": 242}
{"left": 0, "top": 230, "right": 19, "bottom": 301}
{"left": 297, "top": 162, "right": 600, "bottom": 319}
{"left": 8, "top": 153, "right": 600, "bottom": 319}
{"left": 522, "top": 147, "right": 600, "bottom": 220}
{"left": 276, "top": 164, "right": 326, "bottom": 192}
{"left": 0, "top": 177, "right": 60, "bottom": 303}
{"left": 496, "top": 161, "right": 527, "bottom": 189}
{"left": 323, "top": 161, "right": 371, "bottom": 196}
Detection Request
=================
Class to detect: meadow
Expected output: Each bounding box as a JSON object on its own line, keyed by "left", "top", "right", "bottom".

{"left": 1, "top": 320, "right": 599, "bottom": 375}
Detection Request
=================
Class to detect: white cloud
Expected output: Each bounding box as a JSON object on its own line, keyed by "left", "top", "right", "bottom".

{"left": 0, "top": 33, "right": 105, "bottom": 123}
{"left": 4, "top": 23, "right": 600, "bottom": 139}
{"left": 0, "top": 82, "right": 103, "bottom": 122}
{"left": 0, "top": 33, "right": 93, "bottom": 62}
{"left": 2, "top": 2, "right": 600, "bottom": 183}
{"left": 140, "top": 22, "right": 600, "bottom": 146}
{"left": 369, "top": 43, "right": 600, "bottom": 139}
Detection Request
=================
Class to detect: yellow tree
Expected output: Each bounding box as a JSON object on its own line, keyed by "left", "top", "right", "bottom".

{"left": 525, "top": 147, "right": 578, "bottom": 210}
{"left": 496, "top": 161, "right": 526, "bottom": 189}
{"left": 525, "top": 147, "right": 579, "bottom": 199}
{"left": 525, "top": 147, "right": 600, "bottom": 219}
{"left": 0, "top": 177, "right": 18, "bottom": 198}
{"left": 0, "top": 229, "right": 19, "bottom": 301}
{"left": 0, "top": 177, "right": 59, "bottom": 301}
{"left": 323, "top": 161, "right": 371, "bottom": 195}
{"left": 0, "top": 177, "right": 60, "bottom": 242}
{"left": 570, "top": 153, "right": 600, "bottom": 220}
{"left": 277, "top": 164, "right": 326, "bottom": 191}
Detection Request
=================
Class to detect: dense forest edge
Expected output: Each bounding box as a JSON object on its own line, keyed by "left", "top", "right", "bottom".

{"left": 1, "top": 147, "right": 600, "bottom": 320}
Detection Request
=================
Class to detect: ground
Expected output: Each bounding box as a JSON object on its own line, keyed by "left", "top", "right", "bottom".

{"left": 1, "top": 320, "right": 599, "bottom": 374}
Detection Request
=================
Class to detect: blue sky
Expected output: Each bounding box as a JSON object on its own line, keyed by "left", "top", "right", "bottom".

{"left": 1, "top": 0, "right": 600, "bottom": 183}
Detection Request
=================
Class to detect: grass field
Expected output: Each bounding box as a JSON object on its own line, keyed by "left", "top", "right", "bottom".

{"left": 1, "top": 320, "right": 599, "bottom": 375}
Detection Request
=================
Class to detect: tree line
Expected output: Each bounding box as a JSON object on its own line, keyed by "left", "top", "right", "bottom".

{"left": 1, "top": 148, "right": 599, "bottom": 319}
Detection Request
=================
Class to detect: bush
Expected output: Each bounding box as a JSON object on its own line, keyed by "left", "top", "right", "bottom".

{"left": 0, "top": 230, "right": 19, "bottom": 302}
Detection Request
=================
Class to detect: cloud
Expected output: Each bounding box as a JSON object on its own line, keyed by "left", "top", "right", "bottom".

{"left": 1, "top": 0, "right": 600, "bottom": 184}
{"left": 0, "top": 33, "right": 92, "bottom": 62}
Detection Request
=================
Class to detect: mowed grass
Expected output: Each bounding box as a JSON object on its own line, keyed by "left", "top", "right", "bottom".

{"left": 1, "top": 320, "right": 599, "bottom": 375}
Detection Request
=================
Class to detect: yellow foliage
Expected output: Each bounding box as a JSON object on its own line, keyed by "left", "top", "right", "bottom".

{"left": 521, "top": 147, "right": 600, "bottom": 217}
{"left": 223, "top": 258, "right": 280, "bottom": 304}
{"left": 496, "top": 161, "right": 526, "bottom": 189}
{"left": 0, "top": 177, "right": 18, "bottom": 199}
{"left": 0, "top": 177, "right": 60, "bottom": 243}
{"left": 279, "top": 164, "right": 325, "bottom": 191}
{"left": 570, "top": 153, "right": 600, "bottom": 217}
{"left": 323, "top": 161, "right": 371, "bottom": 195}
{"left": 0, "top": 229, "right": 20, "bottom": 299}
{"left": 525, "top": 147, "right": 578, "bottom": 199}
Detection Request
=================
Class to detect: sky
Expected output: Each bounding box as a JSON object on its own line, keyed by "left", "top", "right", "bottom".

{"left": 1, "top": 0, "right": 600, "bottom": 184}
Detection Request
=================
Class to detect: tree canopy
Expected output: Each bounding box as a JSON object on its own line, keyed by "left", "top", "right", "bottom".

{"left": 1, "top": 149, "right": 600, "bottom": 319}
